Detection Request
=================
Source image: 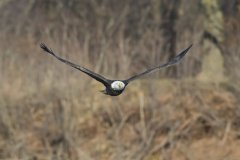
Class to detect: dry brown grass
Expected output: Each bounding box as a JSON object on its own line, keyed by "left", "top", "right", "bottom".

{"left": 1, "top": 43, "right": 240, "bottom": 160}
{"left": 0, "top": 74, "right": 240, "bottom": 160}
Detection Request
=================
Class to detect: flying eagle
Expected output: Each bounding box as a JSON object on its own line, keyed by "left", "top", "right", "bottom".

{"left": 40, "top": 43, "right": 192, "bottom": 96}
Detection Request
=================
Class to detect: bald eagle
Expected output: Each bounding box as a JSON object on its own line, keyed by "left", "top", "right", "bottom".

{"left": 40, "top": 43, "right": 192, "bottom": 96}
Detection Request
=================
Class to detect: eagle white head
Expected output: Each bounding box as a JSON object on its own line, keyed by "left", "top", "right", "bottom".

{"left": 111, "top": 81, "right": 125, "bottom": 90}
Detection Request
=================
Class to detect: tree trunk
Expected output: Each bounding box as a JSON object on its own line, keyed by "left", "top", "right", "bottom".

{"left": 197, "top": 0, "right": 226, "bottom": 83}
{"left": 160, "top": 0, "right": 181, "bottom": 77}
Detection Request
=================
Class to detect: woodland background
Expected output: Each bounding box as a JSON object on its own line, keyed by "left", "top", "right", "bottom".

{"left": 0, "top": 0, "right": 240, "bottom": 160}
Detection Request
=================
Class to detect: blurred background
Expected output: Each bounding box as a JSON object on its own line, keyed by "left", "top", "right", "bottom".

{"left": 0, "top": 0, "right": 240, "bottom": 159}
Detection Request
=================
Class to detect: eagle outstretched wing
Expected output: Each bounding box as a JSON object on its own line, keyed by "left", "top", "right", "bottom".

{"left": 125, "top": 44, "right": 193, "bottom": 82}
{"left": 40, "top": 43, "right": 111, "bottom": 86}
